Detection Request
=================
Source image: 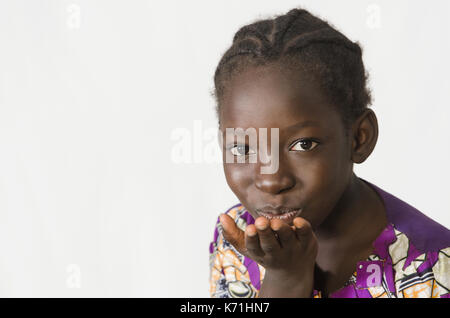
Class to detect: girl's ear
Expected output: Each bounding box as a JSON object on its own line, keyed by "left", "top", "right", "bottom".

{"left": 350, "top": 109, "right": 379, "bottom": 164}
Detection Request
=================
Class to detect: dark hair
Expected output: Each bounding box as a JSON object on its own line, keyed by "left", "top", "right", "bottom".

{"left": 212, "top": 7, "right": 372, "bottom": 133}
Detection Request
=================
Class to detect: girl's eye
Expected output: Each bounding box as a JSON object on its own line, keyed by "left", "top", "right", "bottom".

{"left": 230, "top": 144, "right": 256, "bottom": 156}
{"left": 290, "top": 139, "right": 319, "bottom": 152}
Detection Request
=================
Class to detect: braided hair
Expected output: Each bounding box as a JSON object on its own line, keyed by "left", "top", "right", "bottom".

{"left": 213, "top": 8, "right": 372, "bottom": 134}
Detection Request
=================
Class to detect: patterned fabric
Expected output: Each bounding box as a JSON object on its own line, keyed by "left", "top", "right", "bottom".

{"left": 209, "top": 178, "right": 450, "bottom": 298}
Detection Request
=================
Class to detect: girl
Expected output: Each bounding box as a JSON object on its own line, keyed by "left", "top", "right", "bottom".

{"left": 208, "top": 8, "right": 450, "bottom": 298}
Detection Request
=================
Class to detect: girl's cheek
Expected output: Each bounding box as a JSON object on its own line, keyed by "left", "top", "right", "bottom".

{"left": 224, "top": 165, "right": 253, "bottom": 192}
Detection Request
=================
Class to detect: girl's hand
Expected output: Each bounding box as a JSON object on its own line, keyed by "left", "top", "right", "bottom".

{"left": 219, "top": 213, "right": 318, "bottom": 297}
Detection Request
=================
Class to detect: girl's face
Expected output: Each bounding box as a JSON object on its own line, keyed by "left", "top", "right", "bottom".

{"left": 219, "top": 63, "right": 354, "bottom": 228}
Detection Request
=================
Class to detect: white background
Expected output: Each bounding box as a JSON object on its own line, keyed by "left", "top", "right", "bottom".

{"left": 0, "top": 0, "right": 449, "bottom": 297}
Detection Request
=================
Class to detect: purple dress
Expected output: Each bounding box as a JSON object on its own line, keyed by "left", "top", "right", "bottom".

{"left": 209, "top": 178, "right": 450, "bottom": 298}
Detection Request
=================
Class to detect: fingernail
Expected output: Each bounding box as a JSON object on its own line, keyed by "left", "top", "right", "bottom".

{"left": 271, "top": 223, "right": 281, "bottom": 231}
{"left": 255, "top": 223, "right": 268, "bottom": 231}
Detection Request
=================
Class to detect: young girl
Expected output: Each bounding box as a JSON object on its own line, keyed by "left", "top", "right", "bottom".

{"left": 208, "top": 8, "right": 450, "bottom": 298}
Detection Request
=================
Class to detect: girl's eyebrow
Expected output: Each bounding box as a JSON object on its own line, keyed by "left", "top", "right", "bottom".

{"left": 220, "top": 120, "right": 320, "bottom": 133}
{"left": 283, "top": 120, "right": 320, "bottom": 131}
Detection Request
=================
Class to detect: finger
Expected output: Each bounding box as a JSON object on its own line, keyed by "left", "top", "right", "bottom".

{"left": 219, "top": 213, "right": 246, "bottom": 254}
{"left": 254, "top": 216, "right": 280, "bottom": 254}
{"left": 270, "top": 218, "right": 296, "bottom": 248}
{"left": 293, "top": 217, "right": 313, "bottom": 244}
{"left": 244, "top": 224, "right": 265, "bottom": 259}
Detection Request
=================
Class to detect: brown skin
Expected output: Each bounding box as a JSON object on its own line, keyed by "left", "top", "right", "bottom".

{"left": 218, "top": 63, "right": 388, "bottom": 297}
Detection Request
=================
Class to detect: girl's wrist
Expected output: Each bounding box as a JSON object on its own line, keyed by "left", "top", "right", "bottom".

{"left": 258, "top": 268, "right": 314, "bottom": 298}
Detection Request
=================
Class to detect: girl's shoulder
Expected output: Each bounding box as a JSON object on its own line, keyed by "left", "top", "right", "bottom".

{"left": 361, "top": 178, "right": 450, "bottom": 253}
{"left": 361, "top": 178, "right": 450, "bottom": 297}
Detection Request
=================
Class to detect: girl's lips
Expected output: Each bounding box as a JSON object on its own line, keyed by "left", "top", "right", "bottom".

{"left": 257, "top": 209, "right": 302, "bottom": 222}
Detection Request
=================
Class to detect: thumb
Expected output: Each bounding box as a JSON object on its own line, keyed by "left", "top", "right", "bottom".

{"left": 219, "top": 213, "right": 246, "bottom": 254}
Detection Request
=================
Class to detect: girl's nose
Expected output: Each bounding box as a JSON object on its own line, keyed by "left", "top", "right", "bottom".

{"left": 254, "top": 169, "right": 295, "bottom": 195}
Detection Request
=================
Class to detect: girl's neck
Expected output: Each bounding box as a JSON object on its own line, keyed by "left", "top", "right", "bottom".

{"left": 315, "top": 174, "right": 387, "bottom": 246}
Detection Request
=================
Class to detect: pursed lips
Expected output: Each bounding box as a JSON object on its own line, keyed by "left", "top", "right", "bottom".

{"left": 255, "top": 206, "right": 303, "bottom": 220}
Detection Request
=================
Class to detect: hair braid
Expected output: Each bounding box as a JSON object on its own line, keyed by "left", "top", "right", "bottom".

{"left": 213, "top": 7, "right": 372, "bottom": 132}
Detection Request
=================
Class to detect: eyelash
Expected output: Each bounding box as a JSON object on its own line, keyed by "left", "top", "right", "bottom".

{"left": 228, "top": 138, "right": 320, "bottom": 156}
{"left": 289, "top": 138, "right": 320, "bottom": 152}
